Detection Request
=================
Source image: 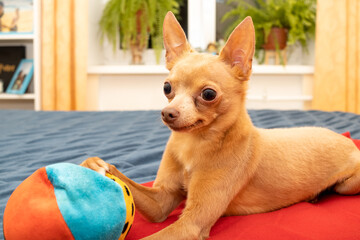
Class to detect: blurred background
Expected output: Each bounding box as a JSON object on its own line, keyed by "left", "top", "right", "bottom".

{"left": 0, "top": 0, "right": 358, "bottom": 114}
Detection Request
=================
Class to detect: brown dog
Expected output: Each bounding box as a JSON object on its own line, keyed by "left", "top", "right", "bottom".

{"left": 81, "top": 12, "right": 360, "bottom": 240}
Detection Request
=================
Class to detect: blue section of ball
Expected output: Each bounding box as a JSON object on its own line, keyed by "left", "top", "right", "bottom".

{"left": 46, "top": 163, "right": 126, "bottom": 240}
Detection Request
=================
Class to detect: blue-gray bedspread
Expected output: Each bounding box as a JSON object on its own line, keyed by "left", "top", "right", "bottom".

{"left": 1, "top": 109, "right": 360, "bottom": 238}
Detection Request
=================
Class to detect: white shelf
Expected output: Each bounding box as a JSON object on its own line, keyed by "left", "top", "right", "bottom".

{"left": 88, "top": 65, "right": 169, "bottom": 75}
{"left": 247, "top": 95, "right": 313, "bottom": 101}
{"left": 88, "top": 64, "right": 314, "bottom": 75}
{"left": 0, "top": 93, "right": 35, "bottom": 100}
{"left": 253, "top": 65, "right": 314, "bottom": 75}
{"left": 0, "top": 33, "right": 34, "bottom": 40}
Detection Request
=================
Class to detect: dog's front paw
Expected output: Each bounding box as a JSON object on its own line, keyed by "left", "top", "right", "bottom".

{"left": 80, "top": 156, "right": 110, "bottom": 176}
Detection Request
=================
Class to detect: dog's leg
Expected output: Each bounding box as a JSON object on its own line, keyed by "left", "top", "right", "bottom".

{"left": 80, "top": 156, "right": 185, "bottom": 223}
{"left": 141, "top": 168, "right": 250, "bottom": 240}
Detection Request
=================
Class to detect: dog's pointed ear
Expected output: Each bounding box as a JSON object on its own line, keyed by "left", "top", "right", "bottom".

{"left": 219, "top": 17, "right": 255, "bottom": 78}
{"left": 163, "top": 11, "right": 192, "bottom": 70}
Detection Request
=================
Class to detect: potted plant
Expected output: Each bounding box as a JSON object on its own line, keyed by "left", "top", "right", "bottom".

{"left": 99, "top": 0, "right": 182, "bottom": 64}
{"left": 222, "top": 0, "right": 316, "bottom": 63}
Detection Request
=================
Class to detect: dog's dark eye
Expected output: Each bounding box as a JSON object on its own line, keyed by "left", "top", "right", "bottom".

{"left": 164, "top": 82, "right": 172, "bottom": 95}
{"left": 201, "top": 89, "right": 217, "bottom": 101}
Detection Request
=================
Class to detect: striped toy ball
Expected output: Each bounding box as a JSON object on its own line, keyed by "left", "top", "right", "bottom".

{"left": 3, "top": 163, "right": 134, "bottom": 240}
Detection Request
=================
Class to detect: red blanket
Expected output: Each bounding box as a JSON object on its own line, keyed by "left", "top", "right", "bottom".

{"left": 127, "top": 133, "right": 360, "bottom": 239}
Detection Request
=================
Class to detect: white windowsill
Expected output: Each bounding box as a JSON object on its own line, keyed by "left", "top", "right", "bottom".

{"left": 88, "top": 65, "right": 314, "bottom": 75}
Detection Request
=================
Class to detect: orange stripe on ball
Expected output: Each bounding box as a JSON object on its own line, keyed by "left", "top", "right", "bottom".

{"left": 3, "top": 167, "right": 74, "bottom": 240}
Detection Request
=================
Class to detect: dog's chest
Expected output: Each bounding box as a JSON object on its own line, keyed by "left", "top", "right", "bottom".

{"left": 177, "top": 144, "right": 196, "bottom": 187}
{"left": 172, "top": 139, "right": 199, "bottom": 190}
{"left": 171, "top": 133, "right": 223, "bottom": 192}
{"left": 175, "top": 138, "right": 199, "bottom": 166}
{"left": 173, "top": 137, "right": 214, "bottom": 191}
{"left": 182, "top": 167, "right": 191, "bottom": 192}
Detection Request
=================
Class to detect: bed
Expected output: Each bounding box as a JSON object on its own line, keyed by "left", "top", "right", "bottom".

{"left": 1, "top": 109, "right": 360, "bottom": 239}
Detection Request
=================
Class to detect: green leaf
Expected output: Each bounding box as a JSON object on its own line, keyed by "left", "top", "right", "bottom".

{"left": 223, "top": 0, "right": 316, "bottom": 63}
{"left": 99, "top": 0, "right": 184, "bottom": 63}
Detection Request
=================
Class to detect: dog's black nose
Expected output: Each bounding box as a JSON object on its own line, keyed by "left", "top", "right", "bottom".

{"left": 161, "top": 108, "right": 180, "bottom": 123}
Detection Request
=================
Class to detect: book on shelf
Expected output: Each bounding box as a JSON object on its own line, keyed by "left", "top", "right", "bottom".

{"left": 0, "top": 0, "right": 33, "bottom": 34}
{"left": 0, "top": 46, "right": 26, "bottom": 92}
